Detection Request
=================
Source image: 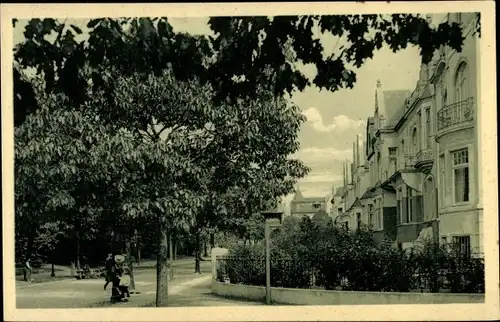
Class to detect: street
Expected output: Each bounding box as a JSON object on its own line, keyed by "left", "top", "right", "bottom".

{"left": 16, "top": 259, "right": 260, "bottom": 308}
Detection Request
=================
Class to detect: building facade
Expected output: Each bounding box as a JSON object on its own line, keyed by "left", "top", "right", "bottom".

{"left": 290, "top": 187, "right": 332, "bottom": 218}
{"left": 432, "top": 12, "right": 482, "bottom": 256}
{"left": 336, "top": 13, "right": 481, "bottom": 256}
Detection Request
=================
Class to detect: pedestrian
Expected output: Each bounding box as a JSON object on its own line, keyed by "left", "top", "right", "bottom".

{"left": 23, "top": 258, "right": 32, "bottom": 283}
{"left": 103, "top": 253, "right": 115, "bottom": 290}
{"left": 118, "top": 266, "right": 131, "bottom": 301}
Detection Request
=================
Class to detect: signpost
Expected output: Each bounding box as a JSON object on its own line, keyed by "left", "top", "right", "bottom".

{"left": 261, "top": 208, "right": 283, "bottom": 306}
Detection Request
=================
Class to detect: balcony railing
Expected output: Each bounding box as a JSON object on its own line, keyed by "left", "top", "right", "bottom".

{"left": 416, "top": 148, "right": 434, "bottom": 164}
{"left": 437, "top": 98, "right": 474, "bottom": 131}
{"left": 404, "top": 154, "right": 416, "bottom": 168}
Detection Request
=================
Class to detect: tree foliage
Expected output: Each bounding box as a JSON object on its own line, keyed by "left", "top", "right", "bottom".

{"left": 12, "top": 13, "right": 481, "bottom": 298}
{"left": 206, "top": 14, "right": 477, "bottom": 102}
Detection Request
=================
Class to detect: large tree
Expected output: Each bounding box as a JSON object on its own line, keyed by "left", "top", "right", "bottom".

{"left": 206, "top": 14, "right": 479, "bottom": 102}
{"left": 13, "top": 13, "right": 478, "bottom": 305}
{"left": 13, "top": 14, "right": 480, "bottom": 124}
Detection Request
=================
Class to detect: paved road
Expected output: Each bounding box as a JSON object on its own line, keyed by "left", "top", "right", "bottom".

{"left": 16, "top": 260, "right": 259, "bottom": 308}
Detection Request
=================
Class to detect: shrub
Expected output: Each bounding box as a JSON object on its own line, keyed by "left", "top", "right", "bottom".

{"left": 222, "top": 217, "right": 485, "bottom": 294}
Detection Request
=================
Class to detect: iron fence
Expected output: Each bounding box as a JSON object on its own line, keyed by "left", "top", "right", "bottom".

{"left": 216, "top": 254, "right": 484, "bottom": 293}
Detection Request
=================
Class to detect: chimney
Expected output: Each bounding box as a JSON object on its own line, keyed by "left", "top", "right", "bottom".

{"left": 376, "top": 79, "right": 382, "bottom": 88}
{"left": 342, "top": 161, "right": 346, "bottom": 187}
{"left": 356, "top": 134, "right": 361, "bottom": 167}
{"left": 352, "top": 142, "right": 356, "bottom": 169}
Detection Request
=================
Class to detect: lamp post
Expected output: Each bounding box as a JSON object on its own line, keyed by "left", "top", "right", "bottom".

{"left": 261, "top": 208, "right": 283, "bottom": 306}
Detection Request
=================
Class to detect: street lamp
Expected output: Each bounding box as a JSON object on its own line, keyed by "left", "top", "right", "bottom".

{"left": 261, "top": 208, "right": 283, "bottom": 306}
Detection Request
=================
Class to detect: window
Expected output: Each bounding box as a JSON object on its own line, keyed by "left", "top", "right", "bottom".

{"left": 411, "top": 127, "right": 418, "bottom": 154}
{"left": 338, "top": 207, "right": 343, "bottom": 213}
{"left": 398, "top": 188, "right": 404, "bottom": 223}
{"left": 407, "top": 187, "right": 413, "bottom": 222}
{"left": 439, "top": 154, "right": 445, "bottom": 206}
{"left": 452, "top": 148, "right": 470, "bottom": 203}
{"left": 441, "top": 236, "right": 448, "bottom": 250}
{"left": 356, "top": 213, "right": 361, "bottom": 230}
{"left": 426, "top": 108, "right": 432, "bottom": 148}
{"left": 377, "top": 153, "right": 381, "bottom": 182}
{"left": 343, "top": 221, "right": 349, "bottom": 230}
{"left": 376, "top": 206, "right": 382, "bottom": 230}
{"left": 368, "top": 204, "right": 374, "bottom": 228}
{"left": 389, "top": 147, "right": 397, "bottom": 174}
{"left": 442, "top": 89, "right": 448, "bottom": 109}
{"left": 455, "top": 63, "right": 469, "bottom": 103}
{"left": 452, "top": 235, "right": 471, "bottom": 258}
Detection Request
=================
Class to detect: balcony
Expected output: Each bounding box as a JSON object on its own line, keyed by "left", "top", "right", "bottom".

{"left": 437, "top": 98, "right": 474, "bottom": 132}
{"left": 403, "top": 154, "right": 416, "bottom": 168}
{"left": 415, "top": 148, "right": 434, "bottom": 173}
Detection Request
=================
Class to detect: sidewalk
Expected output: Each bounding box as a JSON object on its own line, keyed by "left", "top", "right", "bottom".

{"left": 16, "top": 257, "right": 198, "bottom": 289}
{"left": 85, "top": 271, "right": 213, "bottom": 308}
{"left": 16, "top": 260, "right": 212, "bottom": 308}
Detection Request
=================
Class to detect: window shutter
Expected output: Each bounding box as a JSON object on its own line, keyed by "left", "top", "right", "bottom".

{"left": 396, "top": 200, "right": 401, "bottom": 225}
{"left": 402, "top": 198, "right": 408, "bottom": 223}
{"left": 415, "top": 195, "right": 424, "bottom": 222}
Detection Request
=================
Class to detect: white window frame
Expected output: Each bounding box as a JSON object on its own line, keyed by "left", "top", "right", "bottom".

{"left": 407, "top": 186, "right": 413, "bottom": 223}
{"left": 376, "top": 198, "right": 383, "bottom": 230}
{"left": 455, "top": 62, "right": 469, "bottom": 103}
{"left": 439, "top": 153, "right": 446, "bottom": 207}
{"left": 452, "top": 235, "right": 471, "bottom": 258}
{"left": 451, "top": 147, "right": 470, "bottom": 204}
{"left": 425, "top": 107, "right": 432, "bottom": 148}
{"left": 398, "top": 187, "right": 404, "bottom": 223}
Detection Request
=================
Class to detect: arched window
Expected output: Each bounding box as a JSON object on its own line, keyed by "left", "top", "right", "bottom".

{"left": 442, "top": 89, "right": 447, "bottom": 108}
{"left": 455, "top": 62, "right": 469, "bottom": 103}
{"left": 412, "top": 127, "right": 418, "bottom": 153}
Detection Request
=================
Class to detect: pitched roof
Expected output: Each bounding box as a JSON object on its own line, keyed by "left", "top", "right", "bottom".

{"left": 292, "top": 187, "right": 304, "bottom": 201}
{"left": 334, "top": 187, "right": 344, "bottom": 197}
{"left": 360, "top": 187, "right": 383, "bottom": 200}
{"left": 383, "top": 90, "right": 412, "bottom": 127}
{"left": 293, "top": 196, "right": 326, "bottom": 203}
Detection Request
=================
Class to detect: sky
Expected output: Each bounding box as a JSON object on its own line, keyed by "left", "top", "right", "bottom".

{"left": 13, "top": 16, "right": 439, "bottom": 199}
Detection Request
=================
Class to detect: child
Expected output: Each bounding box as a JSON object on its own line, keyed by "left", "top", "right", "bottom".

{"left": 118, "top": 267, "right": 131, "bottom": 300}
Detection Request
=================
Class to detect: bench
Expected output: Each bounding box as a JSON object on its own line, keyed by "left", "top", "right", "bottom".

{"left": 75, "top": 267, "right": 106, "bottom": 280}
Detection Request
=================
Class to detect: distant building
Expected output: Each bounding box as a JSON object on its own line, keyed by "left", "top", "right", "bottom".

{"left": 290, "top": 187, "right": 331, "bottom": 219}
{"left": 330, "top": 186, "right": 345, "bottom": 222}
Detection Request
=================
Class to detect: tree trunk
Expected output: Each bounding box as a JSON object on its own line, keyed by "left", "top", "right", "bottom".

{"left": 169, "top": 235, "right": 174, "bottom": 280}
{"left": 203, "top": 240, "right": 208, "bottom": 257}
{"left": 125, "top": 240, "right": 136, "bottom": 291}
{"left": 51, "top": 256, "right": 55, "bottom": 277}
{"left": 76, "top": 231, "right": 81, "bottom": 271}
{"left": 136, "top": 232, "right": 141, "bottom": 265}
{"left": 210, "top": 232, "right": 215, "bottom": 248}
{"left": 174, "top": 239, "right": 177, "bottom": 261}
{"left": 194, "top": 229, "right": 201, "bottom": 273}
{"left": 155, "top": 217, "right": 169, "bottom": 307}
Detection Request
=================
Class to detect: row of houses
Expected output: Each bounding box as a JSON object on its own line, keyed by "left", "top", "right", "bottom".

{"left": 331, "top": 13, "right": 482, "bottom": 256}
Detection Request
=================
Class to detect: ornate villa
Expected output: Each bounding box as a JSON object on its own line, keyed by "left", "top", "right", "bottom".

{"left": 333, "top": 13, "right": 482, "bottom": 257}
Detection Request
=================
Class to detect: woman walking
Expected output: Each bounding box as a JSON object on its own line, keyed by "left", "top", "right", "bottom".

{"left": 103, "top": 254, "right": 115, "bottom": 290}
